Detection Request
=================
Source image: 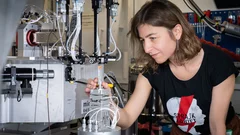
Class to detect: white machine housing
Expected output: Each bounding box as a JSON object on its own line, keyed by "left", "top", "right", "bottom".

{"left": 0, "top": 58, "right": 97, "bottom": 123}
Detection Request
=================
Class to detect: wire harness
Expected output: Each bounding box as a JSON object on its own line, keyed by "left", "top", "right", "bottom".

{"left": 82, "top": 88, "right": 120, "bottom": 132}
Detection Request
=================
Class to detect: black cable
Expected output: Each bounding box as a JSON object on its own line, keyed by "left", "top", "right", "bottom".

{"left": 187, "top": 0, "right": 204, "bottom": 17}
{"left": 17, "top": 91, "right": 22, "bottom": 102}
{"left": 75, "top": 80, "right": 87, "bottom": 85}
{"left": 183, "top": 0, "right": 207, "bottom": 23}
{"left": 183, "top": 0, "right": 195, "bottom": 12}
{"left": 187, "top": 0, "right": 215, "bottom": 25}
{"left": 105, "top": 75, "right": 132, "bottom": 94}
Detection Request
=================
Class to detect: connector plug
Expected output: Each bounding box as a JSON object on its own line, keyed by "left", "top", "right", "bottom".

{"left": 88, "top": 120, "right": 92, "bottom": 132}
{"left": 82, "top": 119, "right": 86, "bottom": 131}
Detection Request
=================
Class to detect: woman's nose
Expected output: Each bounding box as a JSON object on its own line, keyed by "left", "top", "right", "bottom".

{"left": 143, "top": 41, "right": 152, "bottom": 54}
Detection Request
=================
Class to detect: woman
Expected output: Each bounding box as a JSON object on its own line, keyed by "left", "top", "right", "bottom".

{"left": 85, "top": 0, "right": 240, "bottom": 134}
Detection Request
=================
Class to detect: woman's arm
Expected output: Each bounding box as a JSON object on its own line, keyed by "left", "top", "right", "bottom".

{"left": 209, "top": 74, "right": 235, "bottom": 135}
{"left": 117, "top": 73, "right": 152, "bottom": 129}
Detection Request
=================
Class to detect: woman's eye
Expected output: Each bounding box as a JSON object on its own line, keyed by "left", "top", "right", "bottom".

{"left": 150, "top": 37, "right": 156, "bottom": 40}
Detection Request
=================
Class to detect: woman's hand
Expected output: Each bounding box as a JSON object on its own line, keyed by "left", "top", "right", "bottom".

{"left": 85, "top": 78, "right": 110, "bottom": 96}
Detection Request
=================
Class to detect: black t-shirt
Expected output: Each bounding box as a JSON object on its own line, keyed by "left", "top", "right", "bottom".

{"left": 143, "top": 44, "right": 239, "bottom": 135}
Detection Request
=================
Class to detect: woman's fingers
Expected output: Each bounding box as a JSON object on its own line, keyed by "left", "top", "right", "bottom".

{"left": 85, "top": 78, "right": 99, "bottom": 93}
{"left": 102, "top": 82, "right": 110, "bottom": 89}
{"left": 93, "top": 78, "right": 98, "bottom": 83}
{"left": 85, "top": 78, "right": 112, "bottom": 94}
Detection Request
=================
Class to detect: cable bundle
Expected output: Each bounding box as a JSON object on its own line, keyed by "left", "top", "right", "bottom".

{"left": 82, "top": 88, "right": 120, "bottom": 132}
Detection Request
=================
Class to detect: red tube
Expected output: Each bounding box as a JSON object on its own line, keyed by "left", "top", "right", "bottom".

{"left": 26, "top": 29, "right": 38, "bottom": 46}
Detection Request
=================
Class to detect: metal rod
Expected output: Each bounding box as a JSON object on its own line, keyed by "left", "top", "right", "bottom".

{"left": 1, "top": 68, "right": 54, "bottom": 81}
{"left": 65, "top": 0, "right": 70, "bottom": 47}
{"left": 92, "top": 0, "right": 99, "bottom": 56}
{"left": 106, "top": 0, "right": 112, "bottom": 54}
{"left": 79, "top": 12, "right": 83, "bottom": 59}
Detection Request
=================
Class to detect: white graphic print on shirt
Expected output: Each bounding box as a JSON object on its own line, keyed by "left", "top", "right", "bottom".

{"left": 166, "top": 95, "right": 206, "bottom": 135}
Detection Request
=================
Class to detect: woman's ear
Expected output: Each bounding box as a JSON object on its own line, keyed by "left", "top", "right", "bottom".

{"left": 172, "top": 24, "right": 182, "bottom": 40}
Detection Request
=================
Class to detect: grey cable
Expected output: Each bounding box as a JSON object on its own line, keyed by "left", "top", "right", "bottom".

{"left": 104, "top": 74, "right": 125, "bottom": 108}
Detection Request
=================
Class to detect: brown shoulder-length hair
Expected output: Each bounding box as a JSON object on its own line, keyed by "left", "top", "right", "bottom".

{"left": 128, "top": 0, "right": 201, "bottom": 72}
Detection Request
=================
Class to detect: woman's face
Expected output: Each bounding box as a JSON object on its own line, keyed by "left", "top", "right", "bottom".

{"left": 138, "top": 24, "right": 177, "bottom": 64}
